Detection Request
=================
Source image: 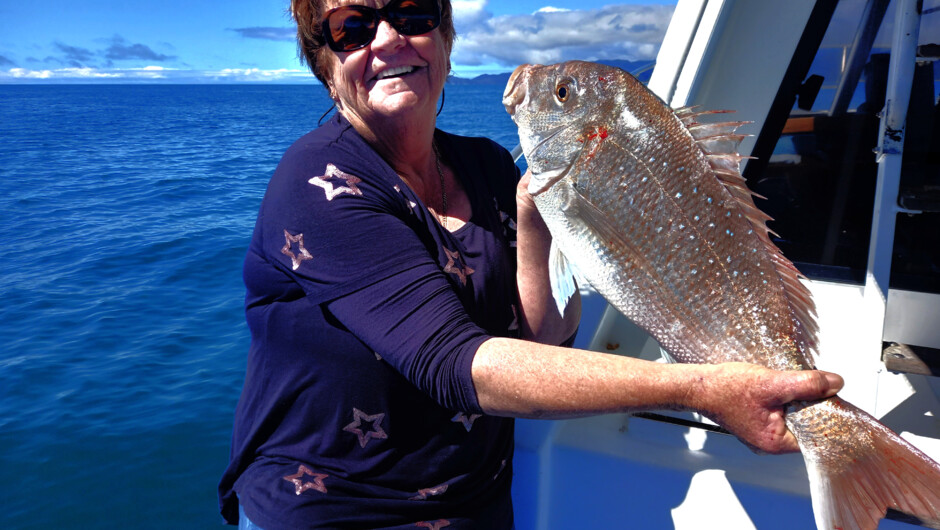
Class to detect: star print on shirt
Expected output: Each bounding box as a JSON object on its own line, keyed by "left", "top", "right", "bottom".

{"left": 494, "top": 199, "right": 518, "bottom": 245}
{"left": 343, "top": 408, "right": 388, "bottom": 448}
{"left": 309, "top": 163, "right": 363, "bottom": 201}
{"left": 282, "top": 464, "right": 328, "bottom": 495}
{"left": 409, "top": 483, "right": 449, "bottom": 501}
{"left": 442, "top": 247, "right": 474, "bottom": 286}
{"left": 451, "top": 412, "right": 483, "bottom": 432}
{"left": 393, "top": 185, "right": 418, "bottom": 212}
{"left": 281, "top": 230, "right": 313, "bottom": 271}
{"left": 416, "top": 520, "right": 451, "bottom": 529}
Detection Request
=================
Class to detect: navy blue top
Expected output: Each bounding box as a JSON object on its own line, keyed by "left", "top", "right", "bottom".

{"left": 219, "top": 114, "right": 523, "bottom": 529}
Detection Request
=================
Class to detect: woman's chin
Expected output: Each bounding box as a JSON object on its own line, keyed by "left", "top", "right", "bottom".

{"left": 368, "top": 90, "right": 435, "bottom": 120}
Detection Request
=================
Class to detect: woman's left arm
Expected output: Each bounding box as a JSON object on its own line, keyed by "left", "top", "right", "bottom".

{"left": 514, "top": 169, "right": 581, "bottom": 345}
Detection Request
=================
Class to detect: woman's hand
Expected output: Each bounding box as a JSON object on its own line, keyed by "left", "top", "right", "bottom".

{"left": 516, "top": 168, "right": 538, "bottom": 214}
{"left": 692, "top": 363, "right": 843, "bottom": 454}
{"left": 514, "top": 169, "right": 581, "bottom": 345}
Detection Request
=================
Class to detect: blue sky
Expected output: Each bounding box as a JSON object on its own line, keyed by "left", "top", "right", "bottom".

{"left": 0, "top": 0, "right": 677, "bottom": 83}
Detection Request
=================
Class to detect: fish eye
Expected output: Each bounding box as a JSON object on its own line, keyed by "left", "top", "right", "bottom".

{"left": 555, "top": 82, "right": 570, "bottom": 102}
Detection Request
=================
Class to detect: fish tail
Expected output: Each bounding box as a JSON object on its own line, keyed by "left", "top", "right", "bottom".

{"left": 796, "top": 398, "right": 940, "bottom": 530}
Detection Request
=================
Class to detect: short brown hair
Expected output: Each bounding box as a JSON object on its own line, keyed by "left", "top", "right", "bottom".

{"left": 290, "top": 0, "right": 456, "bottom": 86}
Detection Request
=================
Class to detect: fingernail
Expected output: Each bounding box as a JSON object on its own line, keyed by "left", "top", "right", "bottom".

{"left": 824, "top": 372, "right": 844, "bottom": 392}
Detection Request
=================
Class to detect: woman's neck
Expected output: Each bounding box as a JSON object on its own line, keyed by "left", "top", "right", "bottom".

{"left": 344, "top": 109, "right": 439, "bottom": 201}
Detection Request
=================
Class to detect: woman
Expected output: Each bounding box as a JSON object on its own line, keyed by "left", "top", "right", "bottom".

{"left": 219, "top": 1, "right": 843, "bottom": 528}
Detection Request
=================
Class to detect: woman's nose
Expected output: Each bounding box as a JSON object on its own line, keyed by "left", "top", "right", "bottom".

{"left": 370, "top": 19, "right": 407, "bottom": 52}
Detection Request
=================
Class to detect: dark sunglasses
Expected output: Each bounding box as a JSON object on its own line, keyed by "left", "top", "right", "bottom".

{"left": 321, "top": 0, "right": 442, "bottom": 52}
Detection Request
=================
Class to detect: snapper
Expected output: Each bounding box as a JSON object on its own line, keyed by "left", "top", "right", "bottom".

{"left": 503, "top": 60, "right": 940, "bottom": 530}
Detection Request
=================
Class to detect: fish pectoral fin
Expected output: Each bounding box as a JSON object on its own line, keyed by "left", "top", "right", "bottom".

{"left": 548, "top": 239, "right": 578, "bottom": 318}
{"left": 562, "top": 184, "right": 636, "bottom": 260}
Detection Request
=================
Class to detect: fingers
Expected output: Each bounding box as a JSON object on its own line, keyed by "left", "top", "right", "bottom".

{"left": 777, "top": 370, "right": 843, "bottom": 404}
{"left": 761, "top": 410, "right": 801, "bottom": 454}
{"left": 699, "top": 364, "right": 843, "bottom": 454}
{"left": 516, "top": 170, "right": 539, "bottom": 211}
{"left": 516, "top": 169, "right": 533, "bottom": 192}
{"left": 747, "top": 431, "right": 801, "bottom": 455}
{"left": 776, "top": 429, "right": 801, "bottom": 454}
{"left": 709, "top": 364, "right": 840, "bottom": 454}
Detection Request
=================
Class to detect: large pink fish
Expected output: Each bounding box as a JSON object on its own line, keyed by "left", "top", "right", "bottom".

{"left": 503, "top": 60, "right": 940, "bottom": 530}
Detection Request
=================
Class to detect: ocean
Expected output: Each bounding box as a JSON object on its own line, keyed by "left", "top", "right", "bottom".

{"left": 0, "top": 83, "right": 519, "bottom": 528}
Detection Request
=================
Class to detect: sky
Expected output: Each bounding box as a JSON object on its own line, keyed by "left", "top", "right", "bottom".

{"left": 0, "top": 0, "right": 677, "bottom": 83}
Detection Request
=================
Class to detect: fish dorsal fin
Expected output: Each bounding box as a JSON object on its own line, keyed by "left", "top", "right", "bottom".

{"left": 677, "top": 106, "right": 820, "bottom": 360}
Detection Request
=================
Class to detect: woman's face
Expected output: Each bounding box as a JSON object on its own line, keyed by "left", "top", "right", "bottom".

{"left": 322, "top": 0, "right": 450, "bottom": 131}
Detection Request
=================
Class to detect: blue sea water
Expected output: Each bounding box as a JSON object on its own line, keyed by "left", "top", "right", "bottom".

{"left": 0, "top": 83, "right": 519, "bottom": 528}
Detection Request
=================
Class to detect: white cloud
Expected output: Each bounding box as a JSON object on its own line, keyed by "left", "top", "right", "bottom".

{"left": 0, "top": 66, "right": 316, "bottom": 83}
{"left": 209, "top": 68, "right": 312, "bottom": 82}
{"left": 452, "top": 0, "right": 490, "bottom": 26}
{"left": 452, "top": 4, "right": 674, "bottom": 68}
{"left": 452, "top": 0, "right": 488, "bottom": 16}
{"left": 3, "top": 67, "right": 122, "bottom": 79}
{"left": 8, "top": 68, "right": 53, "bottom": 79}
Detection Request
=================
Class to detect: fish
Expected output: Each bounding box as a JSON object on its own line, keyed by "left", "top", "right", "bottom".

{"left": 503, "top": 60, "right": 940, "bottom": 530}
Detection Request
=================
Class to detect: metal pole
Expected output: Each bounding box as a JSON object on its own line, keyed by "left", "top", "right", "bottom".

{"left": 828, "top": 0, "right": 891, "bottom": 116}
{"left": 863, "top": 0, "right": 922, "bottom": 359}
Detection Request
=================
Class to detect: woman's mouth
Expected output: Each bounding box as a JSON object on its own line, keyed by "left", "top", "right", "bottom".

{"left": 375, "top": 65, "right": 418, "bottom": 80}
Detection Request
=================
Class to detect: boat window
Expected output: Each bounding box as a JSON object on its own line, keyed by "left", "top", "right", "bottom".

{"left": 747, "top": 0, "right": 939, "bottom": 293}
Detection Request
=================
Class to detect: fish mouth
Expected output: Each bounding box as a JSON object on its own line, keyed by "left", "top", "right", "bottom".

{"left": 502, "top": 63, "right": 533, "bottom": 117}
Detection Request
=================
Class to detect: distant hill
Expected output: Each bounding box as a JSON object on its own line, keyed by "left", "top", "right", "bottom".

{"left": 447, "top": 60, "right": 655, "bottom": 86}
{"left": 447, "top": 73, "right": 512, "bottom": 86}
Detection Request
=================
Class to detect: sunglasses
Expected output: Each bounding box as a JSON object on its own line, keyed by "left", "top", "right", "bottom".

{"left": 321, "top": 0, "right": 442, "bottom": 52}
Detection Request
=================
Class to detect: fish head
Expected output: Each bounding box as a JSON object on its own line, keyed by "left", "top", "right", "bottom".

{"left": 503, "top": 61, "right": 621, "bottom": 195}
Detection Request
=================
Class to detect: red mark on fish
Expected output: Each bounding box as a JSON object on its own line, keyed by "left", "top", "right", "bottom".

{"left": 582, "top": 126, "right": 610, "bottom": 158}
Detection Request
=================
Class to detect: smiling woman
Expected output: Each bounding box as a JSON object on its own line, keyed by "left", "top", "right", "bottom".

{"left": 216, "top": 1, "right": 841, "bottom": 529}
{"left": 218, "top": 0, "right": 553, "bottom": 527}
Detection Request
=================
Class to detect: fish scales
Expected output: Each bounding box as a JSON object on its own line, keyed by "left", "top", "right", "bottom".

{"left": 504, "top": 60, "right": 940, "bottom": 530}
{"left": 514, "top": 61, "right": 806, "bottom": 370}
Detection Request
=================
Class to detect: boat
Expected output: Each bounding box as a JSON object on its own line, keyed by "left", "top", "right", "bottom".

{"left": 510, "top": 0, "right": 940, "bottom": 528}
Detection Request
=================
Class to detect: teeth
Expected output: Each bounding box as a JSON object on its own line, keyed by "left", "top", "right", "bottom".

{"left": 377, "top": 66, "right": 415, "bottom": 80}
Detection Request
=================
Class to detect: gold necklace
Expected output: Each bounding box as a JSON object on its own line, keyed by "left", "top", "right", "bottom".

{"left": 432, "top": 142, "right": 447, "bottom": 229}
